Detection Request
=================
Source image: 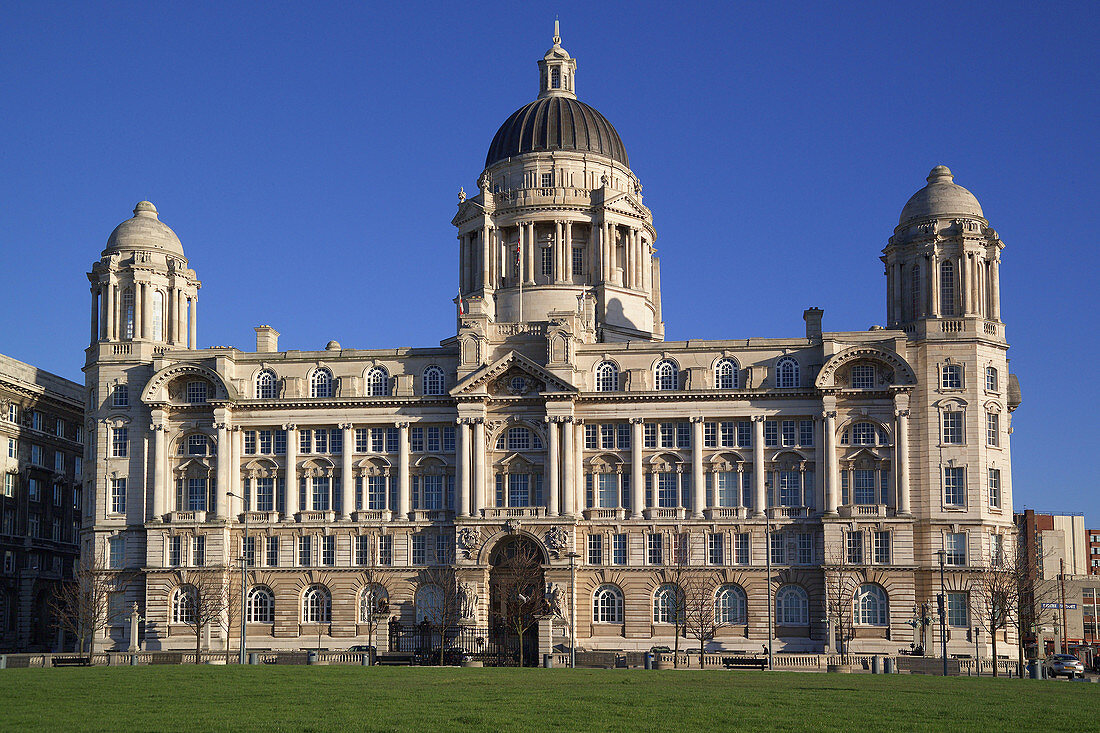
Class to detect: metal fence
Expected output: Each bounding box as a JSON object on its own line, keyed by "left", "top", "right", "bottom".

{"left": 387, "top": 623, "right": 539, "bottom": 666}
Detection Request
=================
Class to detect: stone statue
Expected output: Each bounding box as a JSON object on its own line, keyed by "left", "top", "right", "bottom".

{"left": 456, "top": 527, "right": 480, "bottom": 559}
{"left": 546, "top": 582, "right": 566, "bottom": 618}
{"left": 458, "top": 187, "right": 467, "bottom": 203}
{"left": 544, "top": 525, "right": 569, "bottom": 556}
{"left": 459, "top": 581, "right": 479, "bottom": 619}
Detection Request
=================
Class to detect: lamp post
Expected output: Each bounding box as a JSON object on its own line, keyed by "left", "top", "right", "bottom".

{"left": 936, "top": 549, "right": 948, "bottom": 677}
{"left": 566, "top": 551, "right": 579, "bottom": 669}
{"left": 226, "top": 490, "right": 248, "bottom": 665}
{"left": 973, "top": 626, "right": 980, "bottom": 676}
{"left": 765, "top": 516, "right": 773, "bottom": 671}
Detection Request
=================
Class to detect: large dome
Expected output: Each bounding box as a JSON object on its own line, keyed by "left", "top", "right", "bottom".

{"left": 104, "top": 201, "right": 184, "bottom": 257}
{"left": 899, "top": 166, "right": 984, "bottom": 225}
{"left": 485, "top": 96, "right": 629, "bottom": 169}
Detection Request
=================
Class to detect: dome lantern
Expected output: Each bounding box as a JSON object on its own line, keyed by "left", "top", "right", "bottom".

{"left": 538, "top": 20, "right": 577, "bottom": 100}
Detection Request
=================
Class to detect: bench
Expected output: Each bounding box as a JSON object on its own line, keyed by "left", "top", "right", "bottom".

{"left": 722, "top": 657, "right": 767, "bottom": 670}
{"left": 376, "top": 653, "right": 414, "bottom": 666}
{"left": 149, "top": 652, "right": 184, "bottom": 665}
{"left": 52, "top": 656, "right": 92, "bottom": 667}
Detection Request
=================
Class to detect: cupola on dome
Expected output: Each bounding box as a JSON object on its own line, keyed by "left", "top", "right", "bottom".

{"left": 898, "top": 166, "right": 984, "bottom": 225}
{"left": 484, "top": 23, "right": 629, "bottom": 169}
{"left": 104, "top": 201, "right": 185, "bottom": 257}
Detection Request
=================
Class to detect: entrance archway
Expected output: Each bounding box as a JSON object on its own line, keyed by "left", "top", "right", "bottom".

{"left": 488, "top": 535, "right": 546, "bottom": 666}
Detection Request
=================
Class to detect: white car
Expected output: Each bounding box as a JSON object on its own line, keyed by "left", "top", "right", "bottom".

{"left": 1047, "top": 654, "right": 1085, "bottom": 679}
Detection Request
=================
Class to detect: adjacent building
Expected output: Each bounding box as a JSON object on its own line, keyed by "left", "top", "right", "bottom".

{"left": 84, "top": 28, "right": 1020, "bottom": 657}
{"left": 0, "top": 353, "right": 85, "bottom": 652}
{"left": 1088, "top": 528, "right": 1100, "bottom": 575}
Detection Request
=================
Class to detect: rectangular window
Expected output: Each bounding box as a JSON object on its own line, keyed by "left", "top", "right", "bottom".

{"left": 53, "top": 451, "right": 64, "bottom": 473}
{"left": 427, "top": 427, "right": 441, "bottom": 453}
{"left": 941, "top": 411, "right": 963, "bottom": 444}
{"left": 410, "top": 427, "right": 424, "bottom": 452}
{"left": 735, "top": 532, "right": 750, "bottom": 565}
{"left": 256, "top": 478, "right": 275, "bottom": 512}
{"left": 412, "top": 534, "right": 426, "bottom": 565}
{"left": 28, "top": 514, "right": 40, "bottom": 538}
{"left": 298, "top": 536, "right": 312, "bottom": 566}
{"left": 3, "top": 474, "right": 12, "bottom": 497}
{"left": 992, "top": 534, "right": 1005, "bottom": 565}
{"left": 186, "top": 381, "right": 207, "bottom": 403}
{"left": 617, "top": 423, "right": 630, "bottom": 450}
{"left": 168, "top": 536, "right": 182, "bottom": 567}
{"left": 385, "top": 429, "right": 399, "bottom": 453}
{"left": 541, "top": 246, "right": 552, "bottom": 276}
{"left": 266, "top": 537, "right": 279, "bottom": 567}
{"left": 243, "top": 536, "right": 256, "bottom": 567}
{"left": 770, "top": 532, "right": 785, "bottom": 564}
{"left": 322, "top": 535, "right": 335, "bottom": 566}
{"left": 273, "top": 431, "right": 287, "bottom": 455}
{"left": 584, "top": 424, "right": 598, "bottom": 450}
{"left": 28, "top": 478, "right": 40, "bottom": 502}
{"left": 944, "top": 467, "right": 966, "bottom": 507}
{"left": 781, "top": 420, "right": 796, "bottom": 447}
{"left": 874, "top": 531, "right": 891, "bottom": 564}
{"left": 312, "top": 477, "right": 330, "bottom": 511}
{"left": 988, "top": 468, "right": 1001, "bottom": 508}
{"left": 986, "top": 368, "right": 998, "bottom": 391}
{"left": 299, "top": 430, "right": 312, "bottom": 454}
{"left": 587, "top": 534, "right": 603, "bottom": 565}
{"left": 110, "top": 477, "right": 126, "bottom": 515}
{"left": 572, "top": 247, "right": 583, "bottom": 275}
{"left": 355, "top": 428, "right": 369, "bottom": 453}
{"left": 851, "top": 364, "right": 875, "bottom": 389}
{"left": 6, "top": 404, "right": 16, "bottom": 422}
{"left": 612, "top": 534, "right": 627, "bottom": 565}
{"left": 600, "top": 424, "right": 615, "bottom": 450}
{"left": 799, "top": 420, "right": 814, "bottom": 446}
{"left": 367, "top": 428, "right": 382, "bottom": 453}
{"left": 986, "top": 412, "right": 999, "bottom": 447}
{"left": 112, "top": 385, "right": 129, "bottom": 408}
{"left": 330, "top": 429, "right": 342, "bottom": 454}
{"left": 31, "top": 444, "right": 42, "bottom": 465}
{"left": 659, "top": 423, "right": 674, "bottom": 449}
{"left": 192, "top": 535, "right": 206, "bottom": 566}
{"left": 379, "top": 535, "right": 393, "bottom": 566}
{"left": 244, "top": 431, "right": 257, "bottom": 455}
{"left": 541, "top": 172, "right": 553, "bottom": 188}
{"left": 798, "top": 532, "right": 813, "bottom": 565}
{"left": 708, "top": 533, "right": 724, "bottom": 565}
{"left": 52, "top": 482, "right": 61, "bottom": 506}
{"left": 31, "top": 411, "right": 43, "bottom": 431}
{"left": 109, "top": 536, "right": 125, "bottom": 569}
{"left": 186, "top": 478, "right": 207, "bottom": 511}
{"left": 947, "top": 592, "right": 968, "bottom": 627}
{"left": 2, "top": 509, "right": 13, "bottom": 534}
{"left": 55, "top": 418, "right": 65, "bottom": 437}
{"left": 435, "top": 533, "right": 449, "bottom": 563}
{"left": 314, "top": 429, "right": 328, "bottom": 454}
{"left": 676, "top": 423, "right": 691, "bottom": 449}
{"left": 945, "top": 532, "right": 967, "bottom": 566}
{"left": 443, "top": 427, "right": 456, "bottom": 452}
{"left": 647, "top": 533, "right": 663, "bottom": 565}
{"left": 737, "top": 421, "right": 752, "bottom": 448}
{"left": 355, "top": 535, "right": 370, "bottom": 566}
{"left": 7, "top": 438, "right": 15, "bottom": 459}
{"left": 847, "top": 531, "right": 863, "bottom": 564}
{"left": 703, "top": 422, "right": 717, "bottom": 448}
{"left": 853, "top": 469, "right": 876, "bottom": 505}
{"left": 643, "top": 423, "right": 657, "bottom": 448}
{"left": 673, "top": 532, "right": 688, "bottom": 565}
{"left": 764, "top": 421, "right": 778, "bottom": 447}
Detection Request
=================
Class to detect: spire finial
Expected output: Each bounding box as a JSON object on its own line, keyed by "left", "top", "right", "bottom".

{"left": 553, "top": 18, "right": 560, "bottom": 45}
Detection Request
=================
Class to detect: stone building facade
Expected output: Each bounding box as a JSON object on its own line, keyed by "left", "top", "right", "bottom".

{"left": 84, "top": 29, "right": 1020, "bottom": 656}
{"left": 0, "top": 353, "right": 84, "bottom": 652}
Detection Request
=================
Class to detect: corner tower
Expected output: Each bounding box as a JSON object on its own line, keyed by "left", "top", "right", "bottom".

{"left": 452, "top": 26, "right": 664, "bottom": 342}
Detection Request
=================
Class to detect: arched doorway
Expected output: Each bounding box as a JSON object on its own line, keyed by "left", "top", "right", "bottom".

{"left": 488, "top": 535, "right": 546, "bottom": 666}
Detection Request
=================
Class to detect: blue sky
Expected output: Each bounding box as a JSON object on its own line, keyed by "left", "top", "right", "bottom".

{"left": 2, "top": 1, "right": 1097, "bottom": 522}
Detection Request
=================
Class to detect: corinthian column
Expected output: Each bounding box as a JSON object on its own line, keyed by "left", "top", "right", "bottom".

{"left": 630, "top": 418, "right": 643, "bottom": 518}
{"left": 824, "top": 410, "right": 839, "bottom": 515}
{"left": 752, "top": 416, "right": 765, "bottom": 517}
{"left": 151, "top": 418, "right": 167, "bottom": 519}
{"left": 284, "top": 424, "right": 298, "bottom": 519}
{"left": 473, "top": 419, "right": 486, "bottom": 517}
{"left": 895, "top": 407, "right": 911, "bottom": 516}
{"left": 547, "top": 418, "right": 560, "bottom": 516}
{"left": 397, "top": 421, "right": 410, "bottom": 519}
{"left": 691, "top": 417, "right": 704, "bottom": 518}
{"left": 341, "top": 423, "right": 354, "bottom": 519}
{"left": 561, "top": 417, "right": 574, "bottom": 517}
{"left": 214, "top": 420, "right": 229, "bottom": 519}
{"left": 458, "top": 420, "right": 471, "bottom": 517}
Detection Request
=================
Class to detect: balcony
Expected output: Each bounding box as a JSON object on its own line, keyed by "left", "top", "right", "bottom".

{"left": 839, "top": 504, "right": 887, "bottom": 518}
{"left": 296, "top": 510, "right": 335, "bottom": 523}
{"left": 704, "top": 506, "right": 748, "bottom": 520}
{"left": 353, "top": 510, "right": 391, "bottom": 523}
{"left": 644, "top": 507, "right": 686, "bottom": 520}
{"left": 242, "top": 511, "right": 279, "bottom": 524}
{"left": 168, "top": 511, "right": 206, "bottom": 523}
{"left": 767, "top": 506, "right": 810, "bottom": 519}
{"left": 410, "top": 509, "right": 453, "bottom": 522}
{"left": 583, "top": 508, "right": 625, "bottom": 521}
{"left": 481, "top": 507, "right": 546, "bottom": 519}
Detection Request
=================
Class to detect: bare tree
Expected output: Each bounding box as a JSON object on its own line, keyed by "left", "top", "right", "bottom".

{"left": 1010, "top": 536, "right": 1061, "bottom": 671}
{"left": 359, "top": 535, "right": 389, "bottom": 663}
{"left": 49, "top": 552, "right": 131, "bottom": 654}
{"left": 416, "top": 563, "right": 462, "bottom": 666}
{"left": 822, "top": 549, "right": 862, "bottom": 661}
{"left": 681, "top": 572, "right": 726, "bottom": 668}
{"left": 491, "top": 540, "right": 545, "bottom": 667}
{"left": 222, "top": 569, "right": 243, "bottom": 664}
{"left": 176, "top": 567, "right": 233, "bottom": 663}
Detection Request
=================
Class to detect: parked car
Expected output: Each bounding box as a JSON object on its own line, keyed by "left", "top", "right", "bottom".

{"left": 1047, "top": 654, "right": 1085, "bottom": 679}
{"left": 650, "top": 646, "right": 672, "bottom": 655}
{"left": 347, "top": 645, "right": 376, "bottom": 654}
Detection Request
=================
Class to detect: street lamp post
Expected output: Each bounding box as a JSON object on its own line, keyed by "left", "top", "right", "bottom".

{"left": 226, "top": 491, "right": 248, "bottom": 665}
{"left": 765, "top": 516, "right": 773, "bottom": 671}
{"left": 973, "top": 626, "right": 980, "bottom": 676}
{"left": 937, "top": 549, "right": 948, "bottom": 677}
{"left": 566, "top": 551, "right": 579, "bottom": 669}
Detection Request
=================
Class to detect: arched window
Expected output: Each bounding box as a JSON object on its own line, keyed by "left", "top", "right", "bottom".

{"left": 854, "top": 584, "right": 888, "bottom": 626}
{"left": 985, "top": 366, "right": 998, "bottom": 392}
{"left": 180, "top": 433, "right": 213, "bottom": 456}
{"left": 909, "top": 263, "right": 921, "bottom": 319}
{"left": 775, "top": 357, "right": 799, "bottom": 389}
{"left": 654, "top": 360, "right": 678, "bottom": 391}
{"left": 255, "top": 370, "right": 277, "bottom": 399}
{"left": 715, "top": 359, "right": 739, "bottom": 390}
{"left": 715, "top": 584, "right": 747, "bottom": 625}
{"left": 422, "top": 366, "right": 445, "bottom": 396}
{"left": 366, "top": 367, "right": 389, "bottom": 397}
{"left": 151, "top": 291, "right": 165, "bottom": 342}
{"left": 122, "top": 289, "right": 135, "bottom": 340}
{"left": 653, "top": 584, "right": 682, "bottom": 624}
{"left": 775, "top": 585, "right": 808, "bottom": 625}
{"left": 595, "top": 361, "right": 619, "bottom": 392}
{"left": 415, "top": 584, "right": 443, "bottom": 624}
{"left": 171, "top": 585, "right": 197, "bottom": 624}
{"left": 302, "top": 585, "right": 331, "bottom": 623}
{"left": 593, "top": 585, "right": 624, "bottom": 624}
{"left": 852, "top": 422, "right": 877, "bottom": 446}
{"left": 359, "top": 584, "right": 388, "bottom": 623}
{"left": 494, "top": 427, "right": 543, "bottom": 451}
{"left": 310, "top": 368, "right": 333, "bottom": 399}
{"left": 941, "top": 364, "right": 962, "bottom": 389}
{"left": 246, "top": 586, "right": 274, "bottom": 623}
{"left": 940, "top": 259, "right": 956, "bottom": 316}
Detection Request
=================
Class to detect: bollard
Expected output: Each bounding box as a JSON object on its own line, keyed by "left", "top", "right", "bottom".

{"left": 644, "top": 652, "right": 653, "bottom": 670}
{"left": 130, "top": 654, "right": 138, "bottom": 666}
{"left": 1028, "top": 660, "right": 1039, "bottom": 679}
{"left": 361, "top": 653, "right": 370, "bottom": 666}
{"left": 543, "top": 654, "right": 552, "bottom": 669}
{"left": 884, "top": 657, "right": 894, "bottom": 674}
{"left": 249, "top": 652, "right": 260, "bottom": 665}
{"left": 871, "top": 656, "right": 881, "bottom": 675}
{"left": 307, "top": 650, "right": 319, "bottom": 665}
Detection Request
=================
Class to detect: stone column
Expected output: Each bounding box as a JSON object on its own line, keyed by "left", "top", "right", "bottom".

{"left": 285, "top": 424, "right": 298, "bottom": 518}
{"left": 189, "top": 297, "right": 197, "bottom": 348}
{"left": 630, "top": 418, "right": 643, "bottom": 518}
{"left": 691, "top": 417, "right": 704, "bottom": 518}
{"left": 814, "top": 417, "right": 825, "bottom": 511}
{"left": 230, "top": 427, "right": 243, "bottom": 517}
{"left": 895, "top": 408, "right": 911, "bottom": 516}
{"left": 179, "top": 297, "right": 189, "bottom": 348}
{"left": 547, "top": 418, "right": 560, "bottom": 516}
{"left": 554, "top": 221, "right": 564, "bottom": 283}
{"left": 397, "top": 422, "right": 410, "bottom": 519}
{"left": 473, "top": 418, "right": 486, "bottom": 517}
{"left": 961, "top": 251, "right": 971, "bottom": 315}
{"left": 930, "top": 254, "right": 941, "bottom": 317}
{"left": 99, "top": 283, "right": 109, "bottom": 340}
{"left": 90, "top": 286, "right": 99, "bottom": 343}
{"left": 624, "top": 229, "right": 634, "bottom": 288}
{"left": 561, "top": 417, "right": 575, "bottom": 517}
{"left": 564, "top": 221, "right": 573, "bottom": 281}
{"left": 458, "top": 420, "right": 471, "bottom": 516}
{"left": 152, "top": 419, "right": 167, "bottom": 519}
{"left": 141, "top": 283, "right": 153, "bottom": 340}
{"left": 752, "top": 416, "right": 765, "bottom": 517}
{"left": 247, "top": 474, "right": 256, "bottom": 514}
{"left": 481, "top": 223, "right": 491, "bottom": 291}
{"left": 215, "top": 420, "right": 229, "bottom": 519}
{"left": 341, "top": 423, "right": 354, "bottom": 519}
{"left": 105, "top": 279, "right": 116, "bottom": 340}
{"left": 824, "top": 411, "right": 838, "bottom": 515}
{"left": 990, "top": 258, "right": 1000, "bottom": 320}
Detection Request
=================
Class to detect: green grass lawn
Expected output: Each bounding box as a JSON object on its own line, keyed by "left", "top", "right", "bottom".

{"left": 0, "top": 666, "right": 1095, "bottom": 732}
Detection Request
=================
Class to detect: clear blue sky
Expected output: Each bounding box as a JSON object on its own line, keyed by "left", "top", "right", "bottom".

{"left": 2, "top": 1, "right": 1097, "bottom": 522}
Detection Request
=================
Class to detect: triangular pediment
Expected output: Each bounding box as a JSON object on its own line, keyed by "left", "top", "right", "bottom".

{"left": 602, "top": 192, "right": 651, "bottom": 220}
{"left": 450, "top": 350, "right": 577, "bottom": 397}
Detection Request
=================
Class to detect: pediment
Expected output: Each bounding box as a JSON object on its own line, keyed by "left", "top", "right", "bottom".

{"left": 450, "top": 350, "right": 577, "bottom": 397}
{"left": 602, "top": 192, "right": 652, "bottom": 220}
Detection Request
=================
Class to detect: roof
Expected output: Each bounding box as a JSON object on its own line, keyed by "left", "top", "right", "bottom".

{"left": 485, "top": 95, "right": 629, "bottom": 169}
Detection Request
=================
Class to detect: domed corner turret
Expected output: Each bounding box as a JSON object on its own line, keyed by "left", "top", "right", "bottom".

{"left": 898, "top": 165, "right": 985, "bottom": 227}
{"left": 103, "top": 200, "right": 187, "bottom": 259}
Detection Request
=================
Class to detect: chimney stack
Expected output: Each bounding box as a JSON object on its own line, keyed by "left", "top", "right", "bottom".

{"left": 255, "top": 325, "right": 280, "bottom": 352}
{"left": 803, "top": 308, "right": 823, "bottom": 341}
